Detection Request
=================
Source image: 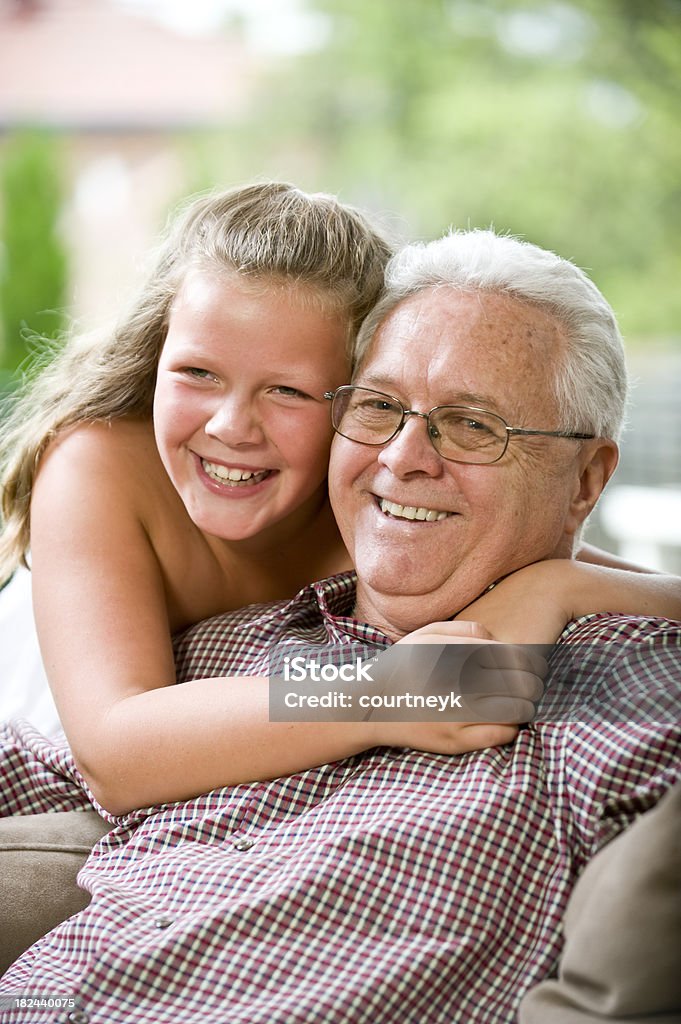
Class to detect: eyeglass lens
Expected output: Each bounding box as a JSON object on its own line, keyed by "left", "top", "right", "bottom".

{"left": 332, "top": 388, "right": 508, "bottom": 464}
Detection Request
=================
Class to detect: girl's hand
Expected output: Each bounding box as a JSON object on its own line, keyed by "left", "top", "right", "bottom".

{"left": 366, "top": 619, "right": 547, "bottom": 756}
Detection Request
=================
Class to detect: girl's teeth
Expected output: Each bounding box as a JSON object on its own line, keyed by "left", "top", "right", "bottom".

{"left": 202, "top": 461, "right": 269, "bottom": 485}
{"left": 379, "top": 498, "right": 451, "bottom": 521}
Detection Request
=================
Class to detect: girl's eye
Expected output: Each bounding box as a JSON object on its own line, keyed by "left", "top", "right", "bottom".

{"left": 270, "top": 386, "right": 311, "bottom": 399}
{"left": 182, "top": 367, "right": 217, "bottom": 381}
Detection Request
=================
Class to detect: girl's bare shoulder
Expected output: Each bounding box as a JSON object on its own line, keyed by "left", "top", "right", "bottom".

{"left": 33, "top": 416, "right": 174, "bottom": 529}
{"left": 39, "top": 417, "right": 159, "bottom": 476}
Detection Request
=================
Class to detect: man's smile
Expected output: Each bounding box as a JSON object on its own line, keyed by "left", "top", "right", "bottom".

{"left": 376, "top": 496, "right": 455, "bottom": 522}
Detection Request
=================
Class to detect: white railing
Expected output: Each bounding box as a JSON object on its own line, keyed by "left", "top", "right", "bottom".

{"left": 599, "top": 484, "right": 681, "bottom": 573}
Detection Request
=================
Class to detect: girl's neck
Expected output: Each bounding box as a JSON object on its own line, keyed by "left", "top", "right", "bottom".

{"left": 206, "top": 488, "right": 351, "bottom": 585}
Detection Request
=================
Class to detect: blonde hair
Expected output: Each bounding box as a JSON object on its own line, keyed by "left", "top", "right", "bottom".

{"left": 0, "top": 181, "right": 393, "bottom": 581}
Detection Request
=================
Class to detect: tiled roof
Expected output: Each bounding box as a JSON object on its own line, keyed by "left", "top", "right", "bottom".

{"left": 0, "top": 0, "right": 254, "bottom": 130}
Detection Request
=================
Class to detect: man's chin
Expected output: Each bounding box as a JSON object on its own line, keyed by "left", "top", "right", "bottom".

{"left": 354, "top": 562, "right": 436, "bottom": 598}
{"left": 354, "top": 571, "right": 465, "bottom": 628}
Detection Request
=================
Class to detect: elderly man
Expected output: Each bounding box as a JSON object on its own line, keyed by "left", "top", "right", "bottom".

{"left": 327, "top": 232, "right": 621, "bottom": 637}
{"left": 1, "top": 230, "right": 679, "bottom": 1024}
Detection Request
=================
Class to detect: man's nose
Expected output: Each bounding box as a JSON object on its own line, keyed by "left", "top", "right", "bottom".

{"left": 376, "top": 412, "right": 442, "bottom": 477}
{"left": 205, "top": 394, "right": 265, "bottom": 445}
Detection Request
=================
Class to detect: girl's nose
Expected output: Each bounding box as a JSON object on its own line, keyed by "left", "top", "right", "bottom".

{"left": 204, "top": 395, "right": 265, "bottom": 446}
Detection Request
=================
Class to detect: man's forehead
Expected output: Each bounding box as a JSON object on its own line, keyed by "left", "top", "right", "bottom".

{"left": 367, "top": 287, "right": 562, "bottom": 356}
{"left": 356, "top": 287, "right": 564, "bottom": 417}
{"left": 380, "top": 286, "right": 558, "bottom": 336}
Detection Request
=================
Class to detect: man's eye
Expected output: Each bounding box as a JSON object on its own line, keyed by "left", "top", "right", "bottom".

{"left": 356, "top": 398, "right": 398, "bottom": 413}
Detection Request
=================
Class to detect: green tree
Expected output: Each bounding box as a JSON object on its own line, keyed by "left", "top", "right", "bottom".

{"left": 0, "top": 132, "right": 68, "bottom": 386}
{"left": 215, "top": 0, "right": 681, "bottom": 340}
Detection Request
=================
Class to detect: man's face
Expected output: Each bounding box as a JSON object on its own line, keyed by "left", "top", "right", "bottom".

{"left": 329, "top": 287, "right": 599, "bottom": 636}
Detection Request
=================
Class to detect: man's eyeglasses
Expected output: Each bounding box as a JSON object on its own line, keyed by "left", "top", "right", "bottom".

{"left": 324, "top": 385, "right": 595, "bottom": 466}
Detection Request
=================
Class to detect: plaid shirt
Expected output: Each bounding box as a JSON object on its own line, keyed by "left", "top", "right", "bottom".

{"left": 1, "top": 572, "right": 679, "bottom": 1024}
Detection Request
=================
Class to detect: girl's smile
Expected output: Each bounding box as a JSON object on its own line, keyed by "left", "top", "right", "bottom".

{"left": 195, "top": 454, "right": 276, "bottom": 496}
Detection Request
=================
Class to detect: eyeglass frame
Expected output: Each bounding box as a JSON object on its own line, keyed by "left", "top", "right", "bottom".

{"left": 323, "top": 385, "right": 596, "bottom": 466}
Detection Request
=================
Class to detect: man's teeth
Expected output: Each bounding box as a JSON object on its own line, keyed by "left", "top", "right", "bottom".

{"left": 379, "top": 498, "right": 451, "bottom": 522}
{"left": 202, "top": 460, "right": 269, "bottom": 485}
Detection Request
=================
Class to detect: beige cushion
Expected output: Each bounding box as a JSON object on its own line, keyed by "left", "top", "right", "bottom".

{"left": 0, "top": 809, "right": 110, "bottom": 975}
{"left": 519, "top": 781, "right": 681, "bottom": 1023}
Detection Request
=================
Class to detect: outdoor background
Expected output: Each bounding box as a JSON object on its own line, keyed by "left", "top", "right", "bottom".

{"left": 1, "top": 0, "right": 680, "bottom": 570}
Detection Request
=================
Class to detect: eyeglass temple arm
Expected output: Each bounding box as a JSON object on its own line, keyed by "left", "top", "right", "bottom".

{"left": 507, "top": 427, "right": 595, "bottom": 440}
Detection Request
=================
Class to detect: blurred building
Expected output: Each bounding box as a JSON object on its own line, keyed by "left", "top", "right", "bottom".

{"left": 589, "top": 347, "right": 681, "bottom": 574}
{"left": 0, "top": 0, "right": 256, "bottom": 322}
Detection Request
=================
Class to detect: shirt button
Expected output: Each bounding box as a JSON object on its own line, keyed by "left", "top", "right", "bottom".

{"left": 154, "top": 915, "right": 173, "bottom": 929}
{"left": 234, "top": 838, "right": 255, "bottom": 851}
{"left": 66, "top": 1012, "right": 89, "bottom": 1024}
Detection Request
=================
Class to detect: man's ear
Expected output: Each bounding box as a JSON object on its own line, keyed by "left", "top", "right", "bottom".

{"left": 565, "top": 439, "right": 619, "bottom": 537}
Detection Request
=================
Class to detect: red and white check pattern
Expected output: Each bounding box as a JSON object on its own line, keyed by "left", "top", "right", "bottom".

{"left": 1, "top": 572, "right": 679, "bottom": 1024}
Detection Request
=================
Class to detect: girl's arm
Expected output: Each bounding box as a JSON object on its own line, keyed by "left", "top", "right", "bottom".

{"left": 577, "top": 541, "right": 657, "bottom": 573}
{"left": 30, "top": 421, "right": 518, "bottom": 815}
{"left": 456, "top": 558, "right": 681, "bottom": 645}
{"left": 33, "top": 423, "right": 678, "bottom": 814}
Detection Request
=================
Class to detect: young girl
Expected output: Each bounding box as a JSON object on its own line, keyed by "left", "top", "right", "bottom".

{"left": 0, "top": 181, "right": 678, "bottom": 816}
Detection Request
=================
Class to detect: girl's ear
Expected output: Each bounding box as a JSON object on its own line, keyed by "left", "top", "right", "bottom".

{"left": 565, "top": 439, "right": 619, "bottom": 537}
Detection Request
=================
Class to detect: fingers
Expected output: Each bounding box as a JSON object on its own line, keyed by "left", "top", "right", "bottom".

{"left": 400, "top": 620, "right": 495, "bottom": 644}
{"left": 379, "top": 720, "right": 521, "bottom": 756}
{"left": 453, "top": 723, "right": 520, "bottom": 752}
{"left": 387, "top": 642, "right": 548, "bottom": 713}
{"left": 464, "top": 694, "right": 538, "bottom": 724}
{"left": 466, "top": 642, "right": 551, "bottom": 675}
{"left": 461, "top": 665, "right": 546, "bottom": 704}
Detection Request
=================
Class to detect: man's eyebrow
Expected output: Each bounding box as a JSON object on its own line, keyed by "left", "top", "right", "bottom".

{"left": 440, "top": 391, "right": 504, "bottom": 412}
{"left": 352, "top": 372, "right": 397, "bottom": 392}
{"left": 352, "top": 373, "right": 504, "bottom": 413}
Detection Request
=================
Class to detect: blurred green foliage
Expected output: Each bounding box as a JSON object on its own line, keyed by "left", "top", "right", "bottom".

{"left": 194, "top": 0, "right": 681, "bottom": 341}
{"left": 0, "top": 0, "right": 678, "bottom": 378}
{"left": 0, "top": 132, "right": 68, "bottom": 385}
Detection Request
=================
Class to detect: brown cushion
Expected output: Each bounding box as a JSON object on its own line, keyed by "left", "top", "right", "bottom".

{"left": 0, "top": 809, "right": 110, "bottom": 975}
{"left": 519, "top": 781, "right": 681, "bottom": 1023}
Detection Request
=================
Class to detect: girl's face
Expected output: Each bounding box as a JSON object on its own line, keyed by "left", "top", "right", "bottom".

{"left": 153, "top": 268, "right": 350, "bottom": 544}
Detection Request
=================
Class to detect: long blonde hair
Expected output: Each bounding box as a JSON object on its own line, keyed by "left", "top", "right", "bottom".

{"left": 0, "top": 181, "right": 393, "bottom": 582}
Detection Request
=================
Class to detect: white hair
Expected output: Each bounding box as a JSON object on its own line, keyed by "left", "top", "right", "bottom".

{"left": 354, "top": 229, "right": 628, "bottom": 441}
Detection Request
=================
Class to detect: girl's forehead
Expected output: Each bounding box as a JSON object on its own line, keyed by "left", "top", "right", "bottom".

{"left": 168, "top": 268, "right": 350, "bottom": 348}
{"left": 174, "top": 265, "right": 349, "bottom": 322}
{"left": 161, "top": 267, "right": 351, "bottom": 376}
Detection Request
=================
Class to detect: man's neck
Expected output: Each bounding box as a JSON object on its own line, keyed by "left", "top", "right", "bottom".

{"left": 351, "top": 553, "right": 576, "bottom": 641}
{"left": 353, "top": 586, "right": 480, "bottom": 642}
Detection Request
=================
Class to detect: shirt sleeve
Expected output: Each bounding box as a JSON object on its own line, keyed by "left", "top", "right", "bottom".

{"left": 536, "top": 614, "right": 681, "bottom": 869}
